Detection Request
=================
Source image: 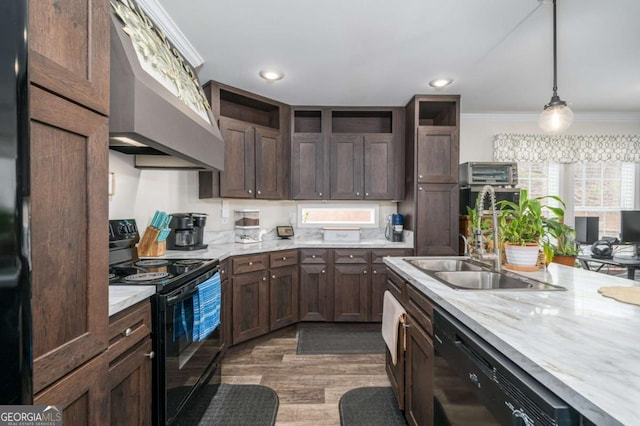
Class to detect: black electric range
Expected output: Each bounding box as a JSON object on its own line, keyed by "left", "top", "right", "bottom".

{"left": 108, "top": 219, "right": 219, "bottom": 294}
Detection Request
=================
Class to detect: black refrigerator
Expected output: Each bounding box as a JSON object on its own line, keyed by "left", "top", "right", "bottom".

{"left": 0, "top": 0, "right": 32, "bottom": 404}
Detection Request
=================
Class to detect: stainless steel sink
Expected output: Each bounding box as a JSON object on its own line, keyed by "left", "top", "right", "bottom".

{"left": 403, "top": 257, "right": 566, "bottom": 291}
{"left": 434, "top": 271, "right": 565, "bottom": 291}
{"left": 407, "top": 258, "right": 485, "bottom": 272}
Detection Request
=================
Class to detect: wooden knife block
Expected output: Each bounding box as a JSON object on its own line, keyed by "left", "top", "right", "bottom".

{"left": 138, "top": 227, "right": 166, "bottom": 257}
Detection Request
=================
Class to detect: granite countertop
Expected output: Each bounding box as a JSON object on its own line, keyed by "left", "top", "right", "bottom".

{"left": 109, "top": 285, "right": 156, "bottom": 316}
{"left": 383, "top": 256, "right": 640, "bottom": 426}
{"left": 109, "top": 238, "right": 413, "bottom": 316}
{"left": 150, "top": 238, "right": 413, "bottom": 261}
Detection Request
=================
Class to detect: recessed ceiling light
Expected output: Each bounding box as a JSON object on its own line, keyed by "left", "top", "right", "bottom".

{"left": 259, "top": 70, "right": 284, "bottom": 81}
{"left": 429, "top": 79, "right": 453, "bottom": 88}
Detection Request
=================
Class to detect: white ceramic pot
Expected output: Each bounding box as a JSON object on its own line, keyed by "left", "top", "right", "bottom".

{"left": 504, "top": 243, "right": 539, "bottom": 267}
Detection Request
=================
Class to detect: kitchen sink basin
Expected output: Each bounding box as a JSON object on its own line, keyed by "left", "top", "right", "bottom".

{"left": 434, "top": 271, "right": 565, "bottom": 291}
{"left": 406, "top": 258, "right": 485, "bottom": 272}
{"left": 403, "top": 257, "right": 566, "bottom": 291}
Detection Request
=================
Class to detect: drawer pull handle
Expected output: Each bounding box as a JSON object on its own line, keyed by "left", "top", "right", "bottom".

{"left": 349, "top": 255, "right": 354, "bottom": 258}
{"left": 145, "top": 351, "right": 155, "bottom": 359}
{"left": 124, "top": 328, "right": 132, "bottom": 337}
{"left": 312, "top": 255, "right": 316, "bottom": 259}
{"left": 248, "top": 261, "right": 253, "bottom": 266}
{"left": 282, "top": 257, "right": 286, "bottom": 260}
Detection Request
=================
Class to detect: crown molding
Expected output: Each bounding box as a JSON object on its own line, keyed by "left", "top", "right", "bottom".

{"left": 136, "top": 0, "right": 204, "bottom": 69}
{"left": 461, "top": 112, "right": 640, "bottom": 122}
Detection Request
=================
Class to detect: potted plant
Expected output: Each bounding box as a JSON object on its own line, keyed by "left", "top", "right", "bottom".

{"left": 542, "top": 216, "right": 580, "bottom": 267}
{"left": 498, "top": 189, "right": 564, "bottom": 270}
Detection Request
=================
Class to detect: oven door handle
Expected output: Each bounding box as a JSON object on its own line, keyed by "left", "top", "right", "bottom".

{"left": 166, "top": 287, "right": 198, "bottom": 305}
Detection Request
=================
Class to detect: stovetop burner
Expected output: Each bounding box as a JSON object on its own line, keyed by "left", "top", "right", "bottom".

{"left": 136, "top": 259, "right": 170, "bottom": 267}
{"left": 124, "top": 272, "right": 171, "bottom": 282}
{"left": 109, "top": 273, "right": 116, "bottom": 280}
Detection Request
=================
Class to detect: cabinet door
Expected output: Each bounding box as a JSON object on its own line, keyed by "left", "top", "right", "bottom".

{"left": 255, "top": 127, "right": 284, "bottom": 199}
{"left": 232, "top": 270, "right": 269, "bottom": 344}
{"left": 291, "top": 134, "right": 327, "bottom": 199}
{"left": 219, "top": 262, "right": 232, "bottom": 352}
{"left": 334, "top": 264, "right": 369, "bottom": 322}
{"left": 34, "top": 352, "right": 109, "bottom": 426}
{"left": 29, "top": 0, "right": 109, "bottom": 115}
{"left": 270, "top": 265, "right": 299, "bottom": 331}
{"left": 404, "top": 315, "right": 434, "bottom": 426}
{"left": 364, "top": 134, "right": 395, "bottom": 200}
{"left": 416, "top": 126, "right": 459, "bottom": 183}
{"left": 370, "top": 264, "right": 388, "bottom": 322}
{"left": 220, "top": 117, "right": 255, "bottom": 198}
{"left": 299, "top": 263, "right": 331, "bottom": 321}
{"left": 330, "top": 134, "right": 364, "bottom": 199}
{"left": 416, "top": 184, "right": 459, "bottom": 256}
{"left": 109, "top": 339, "right": 153, "bottom": 426}
{"left": 30, "top": 87, "right": 109, "bottom": 393}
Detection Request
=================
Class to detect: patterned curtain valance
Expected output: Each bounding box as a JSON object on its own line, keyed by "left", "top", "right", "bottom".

{"left": 493, "top": 134, "right": 640, "bottom": 163}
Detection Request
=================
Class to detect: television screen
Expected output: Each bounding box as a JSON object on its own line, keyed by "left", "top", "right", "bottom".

{"left": 575, "top": 216, "right": 599, "bottom": 244}
{"left": 620, "top": 211, "right": 640, "bottom": 243}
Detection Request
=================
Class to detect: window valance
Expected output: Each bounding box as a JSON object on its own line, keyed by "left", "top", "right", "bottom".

{"left": 493, "top": 134, "right": 640, "bottom": 163}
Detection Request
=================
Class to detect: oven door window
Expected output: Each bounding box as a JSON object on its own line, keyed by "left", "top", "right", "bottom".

{"left": 164, "top": 273, "right": 221, "bottom": 418}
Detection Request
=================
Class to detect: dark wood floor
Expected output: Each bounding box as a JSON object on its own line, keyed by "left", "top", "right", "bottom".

{"left": 221, "top": 325, "right": 389, "bottom": 425}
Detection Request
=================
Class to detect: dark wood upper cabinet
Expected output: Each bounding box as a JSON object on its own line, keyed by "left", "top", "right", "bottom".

{"left": 330, "top": 134, "right": 364, "bottom": 199}
{"left": 364, "top": 134, "right": 396, "bottom": 199}
{"left": 199, "top": 81, "right": 290, "bottom": 199}
{"left": 291, "top": 109, "right": 330, "bottom": 200}
{"left": 30, "top": 86, "right": 109, "bottom": 393}
{"left": 399, "top": 95, "right": 460, "bottom": 256}
{"left": 29, "top": 0, "right": 109, "bottom": 116}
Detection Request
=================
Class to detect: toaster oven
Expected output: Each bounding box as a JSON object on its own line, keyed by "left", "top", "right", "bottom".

{"left": 459, "top": 162, "right": 518, "bottom": 187}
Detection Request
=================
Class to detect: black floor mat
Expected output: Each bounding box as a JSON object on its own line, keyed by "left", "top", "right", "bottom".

{"left": 296, "top": 323, "right": 385, "bottom": 355}
{"left": 174, "top": 384, "right": 279, "bottom": 426}
{"left": 339, "top": 387, "right": 407, "bottom": 426}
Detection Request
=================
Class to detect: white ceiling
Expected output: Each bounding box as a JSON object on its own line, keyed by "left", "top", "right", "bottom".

{"left": 156, "top": 0, "right": 640, "bottom": 114}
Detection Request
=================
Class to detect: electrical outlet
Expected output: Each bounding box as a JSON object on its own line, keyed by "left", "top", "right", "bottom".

{"left": 288, "top": 212, "right": 296, "bottom": 225}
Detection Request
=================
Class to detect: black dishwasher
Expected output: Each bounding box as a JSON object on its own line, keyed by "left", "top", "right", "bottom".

{"left": 433, "top": 308, "right": 580, "bottom": 426}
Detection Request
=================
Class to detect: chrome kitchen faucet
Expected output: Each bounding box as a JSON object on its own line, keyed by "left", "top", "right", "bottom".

{"left": 473, "top": 185, "right": 502, "bottom": 272}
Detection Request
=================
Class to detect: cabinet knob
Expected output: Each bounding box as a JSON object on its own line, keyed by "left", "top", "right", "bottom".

{"left": 221, "top": 269, "right": 225, "bottom": 274}
{"left": 272, "top": 275, "right": 276, "bottom": 279}
{"left": 319, "top": 192, "right": 323, "bottom": 196}
{"left": 145, "top": 351, "right": 155, "bottom": 359}
{"left": 373, "top": 270, "right": 377, "bottom": 274}
{"left": 124, "top": 328, "right": 132, "bottom": 337}
{"left": 419, "top": 174, "right": 423, "bottom": 179}
{"left": 349, "top": 254, "right": 354, "bottom": 258}
{"left": 418, "top": 187, "right": 423, "bottom": 191}
{"left": 363, "top": 270, "right": 367, "bottom": 275}
{"left": 356, "top": 192, "right": 360, "bottom": 196}
{"left": 282, "top": 257, "right": 286, "bottom": 260}
{"left": 365, "top": 192, "right": 369, "bottom": 196}
{"left": 321, "top": 270, "right": 325, "bottom": 274}
{"left": 248, "top": 189, "right": 253, "bottom": 194}
{"left": 263, "top": 277, "right": 267, "bottom": 281}
{"left": 257, "top": 190, "right": 261, "bottom": 195}
{"left": 248, "top": 261, "right": 253, "bottom": 266}
{"left": 312, "top": 255, "right": 316, "bottom": 259}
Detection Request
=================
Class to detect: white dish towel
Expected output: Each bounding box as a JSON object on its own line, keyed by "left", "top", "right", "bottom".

{"left": 382, "top": 290, "right": 406, "bottom": 365}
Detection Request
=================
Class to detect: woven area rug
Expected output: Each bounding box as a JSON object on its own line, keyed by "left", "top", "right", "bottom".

{"left": 174, "top": 384, "right": 278, "bottom": 426}
{"left": 339, "top": 387, "right": 407, "bottom": 426}
{"left": 296, "top": 323, "right": 385, "bottom": 355}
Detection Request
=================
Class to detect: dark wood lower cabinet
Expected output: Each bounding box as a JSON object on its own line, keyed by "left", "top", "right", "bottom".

{"left": 232, "top": 270, "right": 269, "bottom": 344}
{"left": 299, "top": 263, "right": 331, "bottom": 321}
{"left": 404, "top": 314, "right": 434, "bottom": 426}
{"left": 109, "top": 339, "right": 153, "bottom": 426}
{"left": 334, "top": 264, "right": 369, "bottom": 321}
{"left": 270, "top": 265, "right": 299, "bottom": 330}
{"left": 370, "top": 264, "right": 389, "bottom": 322}
{"left": 34, "top": 353, "right": 109, "bottom": 425}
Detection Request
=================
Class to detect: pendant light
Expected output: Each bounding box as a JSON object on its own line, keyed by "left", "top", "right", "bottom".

{"left": 539, "top": 0, "right": 573, "bottom": 132}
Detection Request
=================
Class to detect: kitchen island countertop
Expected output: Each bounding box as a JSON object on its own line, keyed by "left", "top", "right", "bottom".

{"left": 384, "top": 256, "right": 640, "bottom": 426}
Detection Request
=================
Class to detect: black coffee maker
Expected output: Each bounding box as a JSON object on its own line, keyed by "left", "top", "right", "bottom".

{"left": 167, "top": 213, "right": 208, "bottom": 250}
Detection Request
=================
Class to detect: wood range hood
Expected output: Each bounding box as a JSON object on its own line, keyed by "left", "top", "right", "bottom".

{"left": 108, "top": 12, "right": 224, "bottom": 171}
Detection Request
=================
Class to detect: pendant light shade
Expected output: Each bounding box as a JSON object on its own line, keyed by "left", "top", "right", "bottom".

{"left": 539, "top": 0, "right": 573, "bottom": 132}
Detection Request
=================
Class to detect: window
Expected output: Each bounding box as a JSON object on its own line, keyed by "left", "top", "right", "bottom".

{"left": 574, "top": 162, "right": 636, "bottom": 238}
{"left": 517, "top": 162, "right": 560, "bottom": 200}
{"left": 298, "top": 204, "right": 379, "bottom": 228}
